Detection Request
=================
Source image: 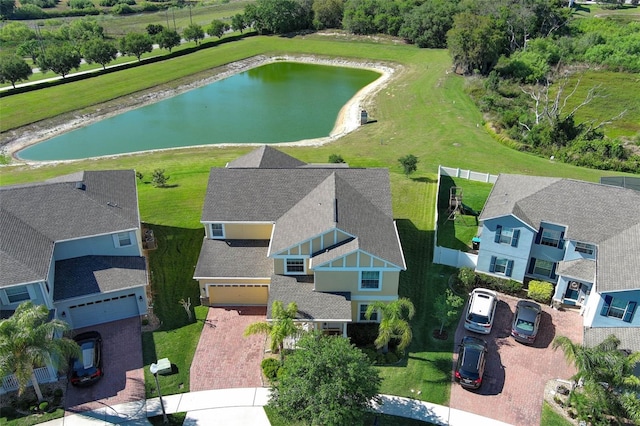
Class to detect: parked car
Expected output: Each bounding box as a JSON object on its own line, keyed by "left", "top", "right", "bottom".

{"left": 464, "top": 288, "right": 498, "bottom": 334}
{"left": 455, "top": 336, "right": 488, "bottom": 390}
{"left": 70, "top": 331, "right": 103, "bottom": 386}
{"left": 511, "top": 300, "right": 542, "bottom": 344}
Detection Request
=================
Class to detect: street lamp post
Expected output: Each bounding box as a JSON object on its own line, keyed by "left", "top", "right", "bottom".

{"left": 150, "top": 363, "right": 168, "bottom": 424}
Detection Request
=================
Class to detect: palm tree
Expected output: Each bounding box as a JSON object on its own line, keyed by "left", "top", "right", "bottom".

{"left": 365, "top": 298, "right": 416, "bottom": 353}
{"left": 0, "top": 302, "right": 79, "bottom": 401}
{"left": 553, "top": 334, "right": 640, "bottom": 424}
{"left": 244, "top": 301, "right": 299, "bottom": 360}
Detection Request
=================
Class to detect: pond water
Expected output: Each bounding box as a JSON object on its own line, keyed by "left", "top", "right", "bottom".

{"left": 16, "top": 62, "right": 380, "bottom": 161}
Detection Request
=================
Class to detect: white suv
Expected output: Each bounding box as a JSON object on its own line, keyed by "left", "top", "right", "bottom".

{"left": 464, "top": 288, "right": 498, "bottom": 334}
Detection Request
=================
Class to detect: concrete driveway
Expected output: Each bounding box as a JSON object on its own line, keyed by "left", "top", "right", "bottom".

{"left": 450, "top": 293, "right": 582, "bottom": 426}
{"left": 190, "top": 306, "right": 267, "bottom": 391}
{"left": 65, "top": 316, "right": 145, "bottom": 415}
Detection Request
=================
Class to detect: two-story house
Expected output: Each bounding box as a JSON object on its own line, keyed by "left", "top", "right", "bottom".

{"left": 475, "top": 174, "right": 640, "bottom": 351}
{"left": 1, "top": 170, "right": 149, "bottom": 329}
{"left": 193, "top": 146, "right": 406, "bottom": 336}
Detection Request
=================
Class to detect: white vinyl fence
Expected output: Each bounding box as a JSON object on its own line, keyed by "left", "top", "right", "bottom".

{"left": 1, "top": 366, "right": 57, "bottom": 395}
{"left": 432, "top": 166, "right": 497, "bottom": 268}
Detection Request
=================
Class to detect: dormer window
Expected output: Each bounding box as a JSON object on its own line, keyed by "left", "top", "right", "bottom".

{"left": 575, "top": 242, "right": 595, "bottom": 255}
{"left": 114, "top": 231, "right": 133, "bottom": 248}
{"left": 210, "top": 223, "right": 225, "bottom": 239}
{"left": 285, "top": 258, "right": 305, "bottom": 275}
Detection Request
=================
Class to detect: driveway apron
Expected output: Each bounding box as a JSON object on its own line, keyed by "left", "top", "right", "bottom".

{"left": 450, "top": 294, "right": 582, "bottom": 426}
{"left": 190, "top": 306, "right": 267, "bottom": 391}
{"left": 65, "top": 316, "right": 145, "bottom": 415}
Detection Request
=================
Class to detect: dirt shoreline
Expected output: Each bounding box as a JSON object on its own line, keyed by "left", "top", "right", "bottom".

{"left": 1, "top": 55, "right": 398, "bottom": 165}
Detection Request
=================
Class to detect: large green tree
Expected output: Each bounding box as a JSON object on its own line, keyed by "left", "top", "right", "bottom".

{"left": 156, "top": 28, "right": 181, "bottom": 53}
{"left": 432, "top": 288, "right": 464, "bottom": 335}
{"left": 244, "top": 300, "right": 298, "bottom": 360}
{"left": 38, "top": 43, "right": 81, "bottom": 78}
{"left": 230, "top": 13, "right": 247, "bottom": 33}
{"left": 0, "top": 302, "right": 79, "bottom": 401}
{"left": 446, "top": 12, "right": 505, "bottom": 75}
{"left": 207, "top": 20, "right": 229, "bottom": 39}
{"left": 399, "top": 0, "right": 460, "bottom": 48}
{"left": 119, "top": 32, "right": 153, "bottom": 61}
{"left": 82, "top": 38, "right": 117, "bottom": 70}
{"left": 182, "top": 23, "right": 205, "bottom": 46}
{"left": 244, "top": 0, "right": 312, "bottom": 35}
{"left": 312, "top": 0, "right": 344, "bottom": 30}
{"left": 365, "top": 297, "right": 415, "bottom": 353}
{"left": 269, "top": 332, "right": 381, "bottom": 426}
{"left": 553, "top": 334, "right": 640, "bottom": 424}
{"left": 0, "top": 55, "right": 32, "bottom": 88}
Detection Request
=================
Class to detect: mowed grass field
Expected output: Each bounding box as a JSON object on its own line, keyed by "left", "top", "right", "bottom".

{"left": 0, "top": 34, "right": 635, "bottom": 404}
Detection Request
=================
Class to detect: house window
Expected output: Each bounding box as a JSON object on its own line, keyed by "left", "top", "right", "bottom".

{"left": 533, "top": 259, "right": 554, "bottom": 277}
{"left": 115, "top": 232, "right": 132, "bottom": 247}
{"left": 495, "top": 226, "right": 520, "bottom": 247}
{"left": 489, "top": 256, "right": 514, "bottom": 277}
{"left": 360, "top": 271, "right": 381, "bottom": 290}
{"left": 540, "top": 229, "right": 561, "bottom": 248}
{"left": 600, "top": 295, "right": 637, "bottom": 323}
{"left": 6, "top": 287, "right": 30, "bottom": 304}
{"left": 575, "top": 242, "right": 594, "bottom": 255}
{"left": 359, "top": 304, "right": 378, "bottom": 322}
{"left": 210, "top": 223, "right": 224, "bottom": 239}
{"left": 285, "top": 258, "right": 305, "bottom": 274}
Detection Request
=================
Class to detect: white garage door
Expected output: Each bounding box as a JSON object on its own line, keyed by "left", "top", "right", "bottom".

{"left": 69, "top": 293, "right": 139, "bottom": 329}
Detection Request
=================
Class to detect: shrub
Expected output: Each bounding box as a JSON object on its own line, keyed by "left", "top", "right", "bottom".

{"left": 528, "top": 280, "right": 553, "bottom": 304}
{"left": 261, "top": 357, "right": 281, "bottom": 381}
{"left": 53, "top": 388, "right": 63, "bottom": 397}
{"left": 503, "top": 280, "right": 523, "bottom": 295}
{"left": 99, "top": 0, "right": 117, "bottom": 5}
{"left": 347, "top": 323, "right": 378, "bottom": 346}
{"left": 111, "top": 3, "right": 134, "bottom": 14}
{"left": 376, "top": 353, "right": 386, "bottom": 365}
{"left": 458, "top": 267, "right": 476, "bottom": 292}
{"left": 362, "top": 348, "right": 377, "bottom": 363}
{"left": 38, "top": 401, "right": 49, "bottom": 412}
{"left": 68, "top": 0, "right": 94, "bottom": 9}
{"left": 328, "top": 154, "right": 345, "bottom": 163}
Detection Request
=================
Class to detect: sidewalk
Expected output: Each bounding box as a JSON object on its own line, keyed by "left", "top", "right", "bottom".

{"left": 38, "top": 388, "right": 513, "bottom": 425}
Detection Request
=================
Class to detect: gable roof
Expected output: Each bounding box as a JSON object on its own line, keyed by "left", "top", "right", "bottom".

{"left": 0, "top": 170, "right": 140, "bottom": 288}
{"left": 202, "top": 153, "right": 405, "bottom": 269}
{"left": 226, "top": 145, "right": 307, "bottom": 169}
{"left": 480, "top": 174, "right": 640, "bottom": 292}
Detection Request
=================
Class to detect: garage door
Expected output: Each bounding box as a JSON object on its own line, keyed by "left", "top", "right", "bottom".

{"left": 209, "top": 285, "right": 268, "bottom": 306}
{"left": 69, "top": 293, "right": 139, "bottom": 329}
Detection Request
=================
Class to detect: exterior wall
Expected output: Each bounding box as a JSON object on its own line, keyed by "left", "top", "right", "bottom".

{"left": 219, "top": 223, "right": 273, "bottom": 240}
{"left": 526, "top": 222, "right": 566, "bottom": 282}
{"left": 476, "top": 216, "right": 534, "bottom": 282}
{"left": 583, "top": 290, "right": 640, "bottom": 328}
{"left": 314, "top": 270, "right": 399, "bottom": 297}
{"left": 0, "top": 282, "right": 47, "bottom": 311}
{"left": 53, "top": 231, "right": 140, "bottom": 261}
{"left": 563, "top": 240, "right": 597, "bottom": 262}
{"left": 554, "top": 275, "right": 593, "bottom": 307}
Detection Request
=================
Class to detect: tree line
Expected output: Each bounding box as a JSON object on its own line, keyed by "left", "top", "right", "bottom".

{"left": 0, "top": 16, "right": 241, "bottom": 87}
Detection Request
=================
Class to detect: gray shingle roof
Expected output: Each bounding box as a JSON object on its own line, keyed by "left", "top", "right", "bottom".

{"left": 0, "top": 170, "right": 140, "bottom": 288}
{"left": 226, "top": 145, "right": 307, "bottom": 169}
{"left": 556, "top": 259, "right": 596, "bottom": 282}
{"left": 480, "top": 174, "right": 640, "bottom": 292}
{"left": 267, "top": 275, "right": 351, "bottom": 321}
{"left": 584, "top": 327, "right": 640, "bottom": 353}
{"left": 193, "top": 239, "right": 273, "bottom": 278}
{"left": 53, "top": 255, "right": 147, "bottom": 300}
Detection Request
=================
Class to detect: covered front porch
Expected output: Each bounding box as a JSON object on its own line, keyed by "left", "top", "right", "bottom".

{"left": 553, "top": 259, "right": 595, "bottom": 310}
{"left": 268, "top": 275, "right": 352, "bottom": 339}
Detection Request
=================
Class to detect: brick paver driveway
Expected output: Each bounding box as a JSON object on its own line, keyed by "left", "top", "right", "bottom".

{"left": 65, "top": 316, "right": 145, "bottom": 414}
{"left": 450, "top": 293, "right": 582, "bottom": 426}
{"left": 190, "top": 306, "right": 267, "bottom": 391}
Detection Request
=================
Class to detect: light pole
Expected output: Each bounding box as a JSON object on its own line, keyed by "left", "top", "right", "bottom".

{"left": 150, "top": 363, "right": 168, "bottom": 424}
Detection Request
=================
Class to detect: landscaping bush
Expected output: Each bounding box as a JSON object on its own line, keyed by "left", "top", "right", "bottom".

{"left": 39, "top": 401, "right": 49, "bottom": 412}
{"left": 376, "top": 353, "right": 386, "bottom": 365}
{"left": 361, "top": 347, "right": 377, "bottom": 364}
{"left": 457, "top": 267, "right": 476, "bottom": 292}
{"left": 261, "top": 357, "right": 281, "bottom": 381}
{"left": 347, "top": 323, "right": 378, "bottom": 347}
{"left": 528, "top": 280, "right": 553, "bottom": 304}
{"left": 53, "top": 388, "right": 63, "bottom": 398}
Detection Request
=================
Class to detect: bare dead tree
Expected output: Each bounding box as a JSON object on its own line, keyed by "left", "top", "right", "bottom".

{"left": 178, "top": 297, "right": 192, "bottom": 321}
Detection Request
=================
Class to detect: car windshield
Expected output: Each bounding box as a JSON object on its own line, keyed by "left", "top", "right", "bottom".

{"left": 468, "top": 313, "right": 489, "bottom": 324}
{"left": 516, "top": 319, "right": 534, "bottom": 332}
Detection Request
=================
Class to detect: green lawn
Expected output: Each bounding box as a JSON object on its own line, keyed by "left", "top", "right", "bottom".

{"left": 541, "top": 402, "right": 573, "bottom": 426}
{"left": 436, "top": 177, "right": 493, "bottom": 251}
{"left": 0, "top": 409, "right": 64, "bottom": 426}
{"left": 0, "top": 34, "right": 632, "bottom": 407}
